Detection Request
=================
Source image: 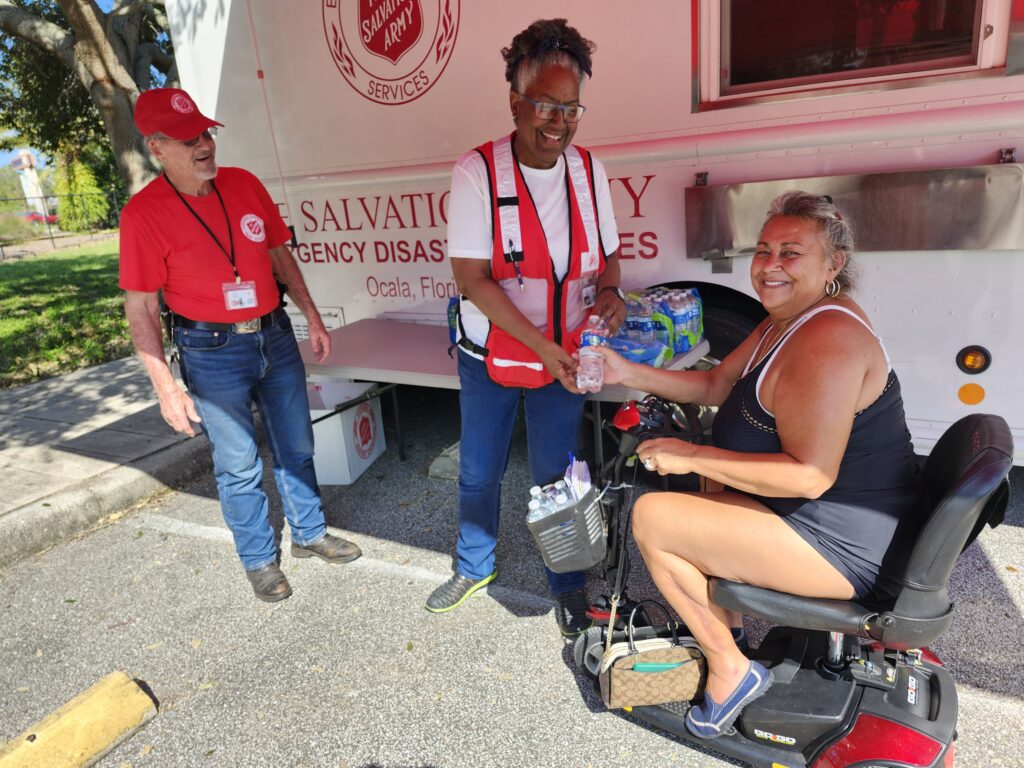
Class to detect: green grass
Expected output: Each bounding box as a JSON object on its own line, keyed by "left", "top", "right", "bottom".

{"left": 0, "top": 239, "right": 133, "bottom": 388}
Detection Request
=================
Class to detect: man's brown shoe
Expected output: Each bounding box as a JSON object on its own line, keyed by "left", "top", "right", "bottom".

{"left": 245, "top": 563, "right": 293, "bottom": 602}
{"left": 291, "top": 533, "right": 362, "bottom": 564}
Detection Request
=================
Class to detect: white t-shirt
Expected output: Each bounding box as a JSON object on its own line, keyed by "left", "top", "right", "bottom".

{"left": 447, "top": 148, "right": 620, "bottom": 352}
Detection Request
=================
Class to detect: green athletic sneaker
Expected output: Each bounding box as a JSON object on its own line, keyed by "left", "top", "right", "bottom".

{"left": 555, "top": 589, "right": 594, "bottom": 638}
{"left": 425, "top": 571, "right": 496, "bottom": 613}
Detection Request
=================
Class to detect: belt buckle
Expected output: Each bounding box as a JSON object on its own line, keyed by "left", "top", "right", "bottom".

{"left": 235, "top": 318, "right": 261, "bottom": 334}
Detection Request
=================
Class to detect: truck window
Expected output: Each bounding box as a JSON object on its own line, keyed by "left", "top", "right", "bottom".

{"left": 702, "top": 0, "right": 1008, "bottom": 104}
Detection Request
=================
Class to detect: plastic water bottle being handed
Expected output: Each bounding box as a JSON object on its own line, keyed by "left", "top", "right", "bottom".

{"left": 576, "top": 314, "right": 608, "bottom": 393}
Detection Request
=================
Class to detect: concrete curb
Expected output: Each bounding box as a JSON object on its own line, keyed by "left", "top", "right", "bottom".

{"left": 0, "top": 436, "right": 211, "bottom": 570}
{"left": 0, "top": 670, "right": 157, "bottom": 768}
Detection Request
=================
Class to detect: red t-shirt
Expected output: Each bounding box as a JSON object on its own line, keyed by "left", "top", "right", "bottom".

{"left": 119, "top": 167, "right": 290, "bottom": 322}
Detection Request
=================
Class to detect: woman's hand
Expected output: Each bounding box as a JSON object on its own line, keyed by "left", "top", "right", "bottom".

{"left": 597, "top": 346, "right": 632, "bottom": 386}
{"left": 636, "top": 437, "right": 699, "bottom": 476}
{"left": 540, "top": 340, "right": 579, "bottom": 391}
{"left": 593, "top": 291, "right": 627, "bottom": 335}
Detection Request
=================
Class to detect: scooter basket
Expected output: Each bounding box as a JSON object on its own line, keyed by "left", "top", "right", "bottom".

{"left": 527, "top": 486, "right": 606, "bottom": 573}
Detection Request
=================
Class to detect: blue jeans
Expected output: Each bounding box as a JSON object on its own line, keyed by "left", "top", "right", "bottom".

{"left": 456, "top": 350, "right": 586, "bottom": 595}
{"left": 175, "top": 314, "right": 326, "bottom": 569}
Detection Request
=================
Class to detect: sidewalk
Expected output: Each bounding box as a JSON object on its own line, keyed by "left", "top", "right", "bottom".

{"left": 0, "top": 357, "right": 211, "bottom": 568}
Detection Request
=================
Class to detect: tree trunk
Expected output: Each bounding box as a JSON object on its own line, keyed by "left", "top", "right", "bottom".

{"left": 92, "top": 80, "right": 158, "bottom": 195}
{"left": 57, "top": 0, "right": 160, "bottom": 194}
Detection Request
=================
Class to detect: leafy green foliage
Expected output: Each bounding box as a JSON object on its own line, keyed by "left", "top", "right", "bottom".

{"left": 0, "top": 213, "right": 38, "bottom": 242}
{"left": 53, "top": 158, "right": 110, "bottom": 231}
{"left": 0, "top": 166, "right": 24, "bottom": 214}
{"left": 0, "top": 3, "right": 100, "bottom": 158}
{"left": 0, "top": 1, "right": 175, "bottom": 199}
{"left": 0, "top": 240, "right": 132, "bottom": 386}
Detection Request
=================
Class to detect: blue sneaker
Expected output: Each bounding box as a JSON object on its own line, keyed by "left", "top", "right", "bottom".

{"left": 685, "top": 661, "right": 774, "bottom": 739}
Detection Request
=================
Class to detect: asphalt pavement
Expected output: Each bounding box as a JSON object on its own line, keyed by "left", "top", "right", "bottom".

{"left": 0, "top": 361, "right": 1021, "bottom": 767}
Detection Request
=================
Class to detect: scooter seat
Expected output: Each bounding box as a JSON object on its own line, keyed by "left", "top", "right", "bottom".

{"left": 711, "top": 581, "right": 876, "bottom": 635}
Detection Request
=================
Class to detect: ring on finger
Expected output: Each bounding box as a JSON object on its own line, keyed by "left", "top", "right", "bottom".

{"left": 643, "top": 458, "right": 655, "bottom": 470}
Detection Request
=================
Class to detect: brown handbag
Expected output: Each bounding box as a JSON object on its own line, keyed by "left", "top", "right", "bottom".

{"left": 598, "top": 601, "right": 706, "bottom": 710}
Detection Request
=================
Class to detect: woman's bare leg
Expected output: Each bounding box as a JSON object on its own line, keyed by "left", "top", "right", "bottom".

{"left": 632, "top": 490, "right": 855, "bottom": 702}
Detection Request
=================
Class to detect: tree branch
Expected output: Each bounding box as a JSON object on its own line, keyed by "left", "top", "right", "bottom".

{"left": 0, "top": 0, "right": 75, "bottom": 69}
{"left": 57, "top": 0, "right": 138, "bottom": 92}
{"left": 109, "top": 0, "right": 150, "bottom": 17}
{"left": 134, "top": 40, "right": 174, "bottom": 88}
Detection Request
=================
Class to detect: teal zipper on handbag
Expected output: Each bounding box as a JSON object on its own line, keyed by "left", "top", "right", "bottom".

{"left": 632, "top": 661, "right": 685, "bottom": 672}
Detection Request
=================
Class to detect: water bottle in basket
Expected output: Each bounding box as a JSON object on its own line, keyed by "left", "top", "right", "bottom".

{"left": 526, "top": 482, "right": 606, "bottom": 574}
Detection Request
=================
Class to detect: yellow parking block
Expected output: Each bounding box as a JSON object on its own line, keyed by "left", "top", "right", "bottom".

{"left": 0, "top": 671, "right": 157, "bottom": 768}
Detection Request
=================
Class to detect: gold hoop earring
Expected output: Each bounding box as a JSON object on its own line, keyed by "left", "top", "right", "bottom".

{"left": 825, "top": 278, "right": 841, "bottom": 298}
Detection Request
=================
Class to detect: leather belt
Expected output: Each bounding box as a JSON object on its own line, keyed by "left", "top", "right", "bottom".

{"left": 171, "top": 306, "right": 286, "bottom": 334}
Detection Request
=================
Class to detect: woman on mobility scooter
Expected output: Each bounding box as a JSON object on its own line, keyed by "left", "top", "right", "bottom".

{"left": 598, "top": 191, "right": 924, "bottom": 739}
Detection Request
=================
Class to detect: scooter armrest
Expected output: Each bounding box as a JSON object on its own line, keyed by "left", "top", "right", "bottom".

{"left": 711, "top": 579, "right": 876, "bottom": 637}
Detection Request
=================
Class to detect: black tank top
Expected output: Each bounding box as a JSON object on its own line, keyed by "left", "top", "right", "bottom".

{"left": 711, "top": 306, "right": 924, "bottom": 600}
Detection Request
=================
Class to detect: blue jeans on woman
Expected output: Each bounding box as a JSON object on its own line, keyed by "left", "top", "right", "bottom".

{"left": 456, "top": 350, "right": 586, "bottom": 595}
{"left": 174, "top": 314, "right": 327, "bottom": 570}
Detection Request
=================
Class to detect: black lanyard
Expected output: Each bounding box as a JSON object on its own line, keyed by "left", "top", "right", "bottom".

{"left": 164, "top": 175, "right": 240, "bottom": 283}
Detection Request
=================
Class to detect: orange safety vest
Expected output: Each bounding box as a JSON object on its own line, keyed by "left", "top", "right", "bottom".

{"left": 458, "top": 133, "right": 607, "bottom": 388}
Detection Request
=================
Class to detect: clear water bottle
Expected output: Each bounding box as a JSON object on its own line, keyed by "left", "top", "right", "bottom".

{"left": 688, "top": 288, "right": 704, "bottom": 343}
{"left": 636, "top": 299, "right": 656, "bottom": 344}
{"left": 668, "top": 291, "right": 690, "bottom": 353}
{"left": 624, "top": 299, "right": 640, "bottom": 340}
{"left": 576, "top": 315, "right": 608, "bottom": 393}
{"left": 527, "top": 497, "right": 546, "bottom": 523}
{"left": 651, "top": 294, "right": 671, "bottom": 349}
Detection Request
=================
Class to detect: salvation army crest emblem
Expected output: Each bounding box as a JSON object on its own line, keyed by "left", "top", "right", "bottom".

{"left": 352, "top": 402, "right": 378, "bottom": 459}
{"left": 322, "top": 0, "right": 459, "bottom": 105}
{"left": 240, "top": 214, "right": 266, "bottom": 243}
{"left": 170, "top": 93, "right": 194, "bottom": 113}
{"left": 360, "top": 0, "right": 423, "bottom": 65}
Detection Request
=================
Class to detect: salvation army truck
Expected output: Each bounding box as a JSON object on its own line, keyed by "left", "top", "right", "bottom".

{"left": 165, "top": 0, "right": 1024, "bottom": 462}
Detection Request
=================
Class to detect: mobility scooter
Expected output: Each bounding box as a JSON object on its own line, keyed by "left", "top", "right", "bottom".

{"left": 574, "top": 396, "right": 1013, "bottom": 768}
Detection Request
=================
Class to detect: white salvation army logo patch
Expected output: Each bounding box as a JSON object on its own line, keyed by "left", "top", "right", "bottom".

{"left": 170, "top": 94, "right": 195, "bottom": 114}
{"left": 239, "top": 214, "right": 266, "bottom": 242}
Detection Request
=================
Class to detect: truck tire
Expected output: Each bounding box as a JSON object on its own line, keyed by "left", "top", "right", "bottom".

{"left": 701, "top": 302, "right": 764, "bottom": 362}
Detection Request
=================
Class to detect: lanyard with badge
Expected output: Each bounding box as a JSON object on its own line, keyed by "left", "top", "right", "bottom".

{"left": 164, "top": 175, "right": 258, "bottom": 311}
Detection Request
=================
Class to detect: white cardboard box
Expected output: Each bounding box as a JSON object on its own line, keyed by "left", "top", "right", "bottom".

{"left": 308, "top": 381, "right": 386, "bottom": 485}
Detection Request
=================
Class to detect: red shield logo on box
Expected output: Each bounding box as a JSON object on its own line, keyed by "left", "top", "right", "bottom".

{"left": 359, "top": 0, "right": 422, "bottom": 65}
{"left": 352, "top": 402, "right": 378, "bottom": 460}
{"left": 323, "top": 0, "right": 459, "bottom": 105}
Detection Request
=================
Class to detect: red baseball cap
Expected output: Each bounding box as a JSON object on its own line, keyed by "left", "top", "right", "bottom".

{"left": 134, "top": 88, "right": 224, "bottom": 140}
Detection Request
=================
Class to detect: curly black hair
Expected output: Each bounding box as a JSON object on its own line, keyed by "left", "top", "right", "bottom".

{"left": 501, "top": 18, "right": 595, "bottom": 91}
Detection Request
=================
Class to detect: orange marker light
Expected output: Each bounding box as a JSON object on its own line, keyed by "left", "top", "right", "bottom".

{"left": 956, "top": 346, "right": 991, "bottom": 375}
{"left": 962, "top": 351, "right": 986, "bottom": 370}
{"left": 958, "top": 383, "right": 985, "bottom": 405}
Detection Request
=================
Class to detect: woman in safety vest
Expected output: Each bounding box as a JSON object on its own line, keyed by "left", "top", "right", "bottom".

{"left": 425, "top": 18, "right": 626, "bottom": 637}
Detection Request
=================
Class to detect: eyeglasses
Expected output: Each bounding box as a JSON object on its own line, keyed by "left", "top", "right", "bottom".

{"left": 516, "top": 94, "right": 586, "bottom": 123}
{"left": 155, "top": 129, "right": 216, "bottom": 147}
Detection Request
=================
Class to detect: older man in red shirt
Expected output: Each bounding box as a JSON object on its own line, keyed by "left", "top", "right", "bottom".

{"left": 120, "top": 88, "right": 361, "bottom": 602}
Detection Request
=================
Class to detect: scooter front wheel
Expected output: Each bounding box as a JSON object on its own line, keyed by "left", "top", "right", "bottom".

{"left": 573, "top": 624, "right": 606, "bottom": 679}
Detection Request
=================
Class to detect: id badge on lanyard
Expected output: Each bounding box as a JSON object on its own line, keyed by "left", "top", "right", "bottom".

{"left": 223, "top": 280, "right": 258, "bottom": 310}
